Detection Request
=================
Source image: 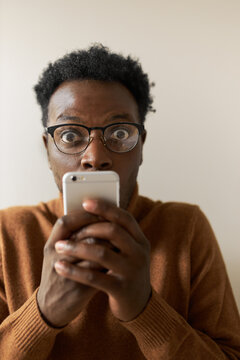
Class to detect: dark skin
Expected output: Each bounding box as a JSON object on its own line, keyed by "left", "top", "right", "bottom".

{"left": 37, "top": 80, "right": 151, "bottom": 327}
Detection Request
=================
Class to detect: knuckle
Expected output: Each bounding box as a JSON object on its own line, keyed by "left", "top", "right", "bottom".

{"left": 117, "top": 209, "right": 134, "bottom": 227}
{"left": 68, "top": 265, "right": 76, "bottom": 276}
{"left": 83, "top": 237, "right": 97, "bottom": 245}
{"left": 67, "top": 240, "right": 74, "bottom": 250}
{"left": 108, "top": 222, "right": 118, "bottom": 235}
{"left": 56, "top": 215, "right": 68, "bottom": 228}
{"left": 96, "top": 246, "right": 107, "bottom": 260}
{"left": 43, "top": 243, "right": 51, "bottom": 256}
{"left": 123, "top": 209, "right": 133, "bottom": 223}
{"left": 112, "top": 209, "right": 121, "bottom": 222}
{"left": 85, "top": 270, "right": 95, "bottom": 282}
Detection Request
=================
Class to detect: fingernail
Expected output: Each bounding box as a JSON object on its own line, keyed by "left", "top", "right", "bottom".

{"left": 55, "top": 241, "right": 66, "bottom": 253}
{"left": 82, "top": 200, "right": 96, "bottom": 211}
{"left": 55, "top": 261, "right": 66, "bottom": 272}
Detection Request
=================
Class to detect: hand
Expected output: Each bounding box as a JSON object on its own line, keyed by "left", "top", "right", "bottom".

{"left": 54, "top": 199, "right": 151, "bottom": 322}
{"left": 37, "top": 209, "right": 101, "bottom": 328}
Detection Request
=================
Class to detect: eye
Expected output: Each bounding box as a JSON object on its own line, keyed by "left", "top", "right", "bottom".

{"left": 61, "top": 130, "right": 81, "bottom": 143}
{"left": 111, "top": 128, "right": 129, "bottom": 140}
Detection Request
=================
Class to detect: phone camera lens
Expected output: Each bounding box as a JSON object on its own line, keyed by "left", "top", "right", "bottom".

{"left": 71, "top": 175, "right": 77, "bottom": 182}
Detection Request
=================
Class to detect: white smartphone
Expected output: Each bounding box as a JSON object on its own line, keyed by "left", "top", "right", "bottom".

{"left": 62, "top": 171, "right": 120, "bottom": 215}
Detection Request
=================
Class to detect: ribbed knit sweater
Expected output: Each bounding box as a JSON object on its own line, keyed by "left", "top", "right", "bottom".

{"left": 0, "top": 189, "right": 239, "bottom": 359}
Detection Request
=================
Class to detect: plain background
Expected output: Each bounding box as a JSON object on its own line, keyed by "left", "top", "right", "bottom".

{"left": 0, "top": 0, "right": 239, "bottom": 311}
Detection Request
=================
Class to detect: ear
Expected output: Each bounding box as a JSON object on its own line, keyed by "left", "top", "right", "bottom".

{"left": 139, "top": 130, "right": 147, "bottom": 166}
{"left": 42, "top": 133, "right": 48, "bottom": 150}
{"left": 42, "top": 133, "right": 52, "bottom": 170}
{"left": 141, "top": 129, "right": 147, "bottom": 145}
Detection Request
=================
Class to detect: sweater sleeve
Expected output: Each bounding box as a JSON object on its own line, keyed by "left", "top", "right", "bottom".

{"left": 0, "top": 287, "right": 63, "bottom": 360}
{"left": 122, "top": 207, "right": 240, "bottom": 359}
{"left": 0, "top": 207, "right": 63, "bottom": 360}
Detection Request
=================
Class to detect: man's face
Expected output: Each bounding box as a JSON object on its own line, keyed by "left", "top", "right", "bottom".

{"left": 44, "top": 80, "right": 146, "bottom": 209}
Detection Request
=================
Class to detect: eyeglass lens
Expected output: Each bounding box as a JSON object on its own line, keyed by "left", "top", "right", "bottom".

{"left": 53, "top": 123, "right": 140, "bottom": 154}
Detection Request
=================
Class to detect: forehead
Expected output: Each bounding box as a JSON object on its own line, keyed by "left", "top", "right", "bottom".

{"left": 48, "top": 80, "right": 139, "bottom": 125}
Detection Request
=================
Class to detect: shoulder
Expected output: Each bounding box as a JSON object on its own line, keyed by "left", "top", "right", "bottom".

{"left": 138, "top": 195, "right": 201, "bottom": 228}
{"left": 137, "top": 195, "right": 213, "bottom": 246}
{"left": 138, "top": 196, "right": 219, "bottom": 262}
{"left": 0, "top": 198, "right": 61, "bottom": 235}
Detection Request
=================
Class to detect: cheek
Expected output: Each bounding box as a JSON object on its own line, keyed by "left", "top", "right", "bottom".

{"left": 48, "top": 146, "right": 81, "bottom": 192}
{"left": 119, "top": 169, "right": 138, "bottom": 209}
{"left": 116, "top": 146, "right": 143, "bottom": 208}
{"left": 119, "top": 145, "right": 142, "bottom": 180}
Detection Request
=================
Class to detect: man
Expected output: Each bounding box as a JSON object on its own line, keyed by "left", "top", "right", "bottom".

{"left": 0, "top": 44, "right": 239, "bottom": 359}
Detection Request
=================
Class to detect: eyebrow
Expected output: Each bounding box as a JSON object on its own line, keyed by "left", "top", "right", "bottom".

{"left": 110, "top": 114, "right": 134, "bottom": 122}
{"left": 56, "top": 115, "right": 82, "bottom": 123}
{"left": 56, "top": 113, "right": 135, "bottom": 124}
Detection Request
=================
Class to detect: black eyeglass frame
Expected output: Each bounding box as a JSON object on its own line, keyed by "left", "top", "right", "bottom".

{"left": 45, "top": 122, "right": 145, "bottom": 154}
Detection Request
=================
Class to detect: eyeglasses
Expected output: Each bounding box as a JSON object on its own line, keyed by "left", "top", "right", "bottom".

{"left": 45, "top": 122, "right": 145, "bottom": 155}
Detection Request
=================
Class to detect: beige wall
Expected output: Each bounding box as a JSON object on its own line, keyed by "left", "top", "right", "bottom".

{"left": 0, "top": 0, "right": 239, "bottom": 310}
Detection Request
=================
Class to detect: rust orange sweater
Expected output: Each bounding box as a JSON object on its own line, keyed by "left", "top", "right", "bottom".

{"left": 0, "top": 190, "right": 239, "bottom": 359}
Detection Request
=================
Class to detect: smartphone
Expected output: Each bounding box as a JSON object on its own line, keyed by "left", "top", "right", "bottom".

{"left": 62, "top": 171, "right": 120, "bottom": 215}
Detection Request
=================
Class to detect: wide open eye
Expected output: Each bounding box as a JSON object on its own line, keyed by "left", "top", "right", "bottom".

{"left": 61, "top": 130, "right": 81, "bottom": 144}
{"left": 110, "top": 128, "right": 130, "bottom": 141}
{"left": 104, "top": 124, "right": 139, "bottom": 153}
{"left": 53, "top": 125, "right": 89, "bottom": 154}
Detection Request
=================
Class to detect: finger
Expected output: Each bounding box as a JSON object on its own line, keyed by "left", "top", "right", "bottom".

{"left": 54, "top": 260, "right": 121, "bottom": 295}
{"left": 70, "top": 222, "right": 136, "bottom": 255}
{"left": 56, "top": 236, "right": 114, "bottom": 268}
{"left": 55, "top": 241, "right": 127, "bottom": 274}
{"left": 47, "top": 209, "right": 100, "bottom": 247}
{"left": 82, "top": 199, "right": 146, "bottom": 245}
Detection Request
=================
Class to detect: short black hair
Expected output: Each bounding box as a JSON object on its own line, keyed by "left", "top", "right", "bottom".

{"left": 34, "top": 44, "right": 154, "bottom": 126}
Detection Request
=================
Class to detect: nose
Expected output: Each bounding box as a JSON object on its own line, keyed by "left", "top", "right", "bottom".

{"left": 80, "top": 134, "right": 113, "bottom": 171}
